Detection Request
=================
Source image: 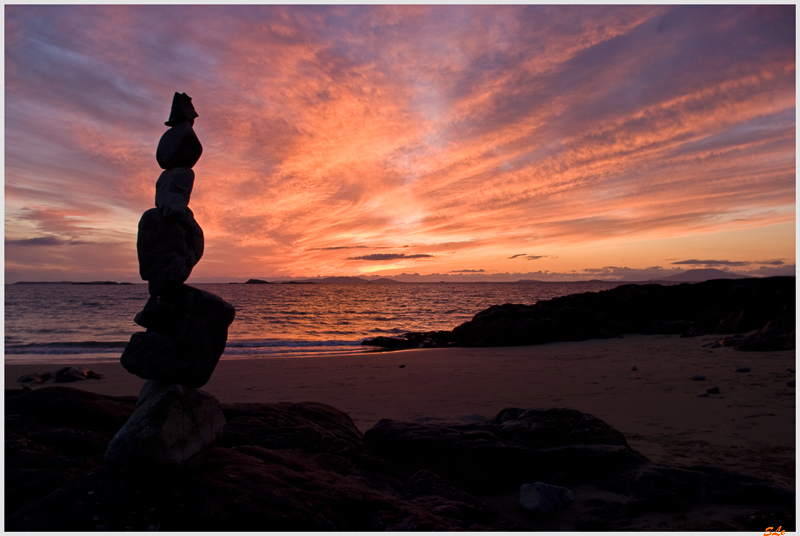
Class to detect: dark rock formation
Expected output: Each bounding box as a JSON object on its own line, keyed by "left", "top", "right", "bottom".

{"left": 112, "top": 92, "right": 235, "bottom": 469}
{"left": 363, "top": 407, "right": 646, "bottom": 492}
{"left": 364, "top": 277, "right": 795, "bottom": 350}
{"left": 720, "top": 315, "right": 796, "bottom": 351}
{"left": 122, "top": 285, "right": 236, "bottom": 388}
{"left": 5, "top": 387, "right": 794, "bottom": 531}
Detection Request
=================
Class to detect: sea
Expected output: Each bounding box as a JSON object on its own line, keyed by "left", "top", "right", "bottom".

{"left": 5, "top": 281, "right": 629, "bottom": 364}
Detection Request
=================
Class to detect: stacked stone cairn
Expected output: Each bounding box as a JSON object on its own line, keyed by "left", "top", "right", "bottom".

{"left": 105, "top": 93, "right": 236, "bottom": 469}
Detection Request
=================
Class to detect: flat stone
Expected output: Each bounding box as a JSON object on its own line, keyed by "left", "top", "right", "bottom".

{"left": 692, "top": 374, "right": 706, "bottom": 381}
{"left": 706, "top": 386, "right": 720, "bottom": 394}
{"left": 156, "top": 122, "right": 202, "bottom": 169}
{"left": 121, "top": 285, "right": 235, "bottom": 388}
{"left": 519, "top": 482, "right": 573, "bottom": 514}
{"left": 155, "top": 168, "right": 194, "bottom": 219}
{"left": 736, "top": 366, "right": 751, "bottom": 373}
{"left": 137, "top": 207, "right": 204, "bottom": 297}
{"left": 104, "top": 380, "right": 225, "bottom": 468}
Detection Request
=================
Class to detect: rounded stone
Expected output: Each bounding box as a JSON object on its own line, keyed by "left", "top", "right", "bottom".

{"left": 156, "top": 121, "right": 202, "bottom": 169}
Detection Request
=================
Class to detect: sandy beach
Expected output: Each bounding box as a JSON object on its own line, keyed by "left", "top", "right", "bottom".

{"left": 6, "top": 334, "right": 796, "bottom": 490}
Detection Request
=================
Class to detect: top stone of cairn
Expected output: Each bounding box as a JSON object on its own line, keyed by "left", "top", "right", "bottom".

{"left": 165, "top": 92, "right": 198, "bottom": 126}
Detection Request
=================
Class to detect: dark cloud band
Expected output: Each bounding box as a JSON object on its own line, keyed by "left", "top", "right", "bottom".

{"left": 348, "top": 253, "right": 434, "bottom": 261}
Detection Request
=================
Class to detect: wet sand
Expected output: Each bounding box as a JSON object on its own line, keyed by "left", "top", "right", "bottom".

{"left": 6, "top": 334, "right": 795, "bottom": 489}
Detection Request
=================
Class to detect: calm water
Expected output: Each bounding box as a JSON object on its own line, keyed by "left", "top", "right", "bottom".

{"left": 5, "top": 281, "right": 628, "bottom": 363}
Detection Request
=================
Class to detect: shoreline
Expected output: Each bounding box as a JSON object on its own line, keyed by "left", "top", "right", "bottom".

{"left": 6, "top": 334, "right": 795, "bottom": 489}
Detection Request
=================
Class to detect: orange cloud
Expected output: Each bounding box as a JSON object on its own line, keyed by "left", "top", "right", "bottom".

{"left": 4, "top": 5, "right": 795, "bottom": 281}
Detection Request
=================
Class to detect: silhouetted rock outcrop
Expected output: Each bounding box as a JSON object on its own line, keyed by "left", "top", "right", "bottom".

{"left": 363, "top": 277, "right": 795, "bottom": 350}
{"left": 5, "top": 387, "right": 794, "bottom": 531}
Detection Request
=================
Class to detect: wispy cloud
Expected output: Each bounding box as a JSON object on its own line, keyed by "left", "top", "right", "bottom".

{"left": 6, "top": 237, "right": 92, "bottom": 247}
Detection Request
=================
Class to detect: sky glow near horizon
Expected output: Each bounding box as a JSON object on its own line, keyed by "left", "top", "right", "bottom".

{"left": 4, "top": 5, "right": 796, "bottom": 282}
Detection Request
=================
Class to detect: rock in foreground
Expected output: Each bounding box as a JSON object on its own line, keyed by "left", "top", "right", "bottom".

{"left": 6, "top": 387, "right": 795, "bottom": 531}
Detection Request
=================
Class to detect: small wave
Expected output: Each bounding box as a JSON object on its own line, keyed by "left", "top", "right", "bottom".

{"left": 6, "top": 340, "right": 129, "bottom": 355}
{"left": 226, "top": 339, "right": 362, "bottom": 349}
{"left": 368, "top": 327, "right": 407, "bottom": 334}
{"left": 32, "top": 328, "right": 77, "bottom": 334}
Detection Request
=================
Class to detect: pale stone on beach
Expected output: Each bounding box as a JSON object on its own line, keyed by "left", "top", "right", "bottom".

{"left": 519, "top": 482, "right": 574, "bottom": 514}
{"left": 156, "top": 121, "right": 202, "bottom": 169}
{"left": 137, "top": 207, "right": 204, "bottom": 296}
{"left": 155, "top": 168, "right": 194, "bottom": 219}
{"left": 104, "top": 380, "right": 225, "bottom": 468}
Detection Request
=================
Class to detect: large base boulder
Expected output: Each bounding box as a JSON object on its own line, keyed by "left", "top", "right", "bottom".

{"left": 104, "top": 380, "right": 225, "bottom": 469}
{"left": 121, "top": 285, "right": 235, "bottom": 388}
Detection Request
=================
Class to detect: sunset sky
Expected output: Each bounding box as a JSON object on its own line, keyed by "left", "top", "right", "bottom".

{"left": 4, "top": 5, "right": 796, "bottom": 283}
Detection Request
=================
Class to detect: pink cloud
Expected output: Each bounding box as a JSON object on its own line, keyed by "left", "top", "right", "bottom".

{"left": 4, "top": 6, "right": 795, "bottom": 281}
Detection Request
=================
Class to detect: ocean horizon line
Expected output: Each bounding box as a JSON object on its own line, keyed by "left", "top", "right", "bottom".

{"left": 8, "top": 267, "right": 788, "bottom": 286}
